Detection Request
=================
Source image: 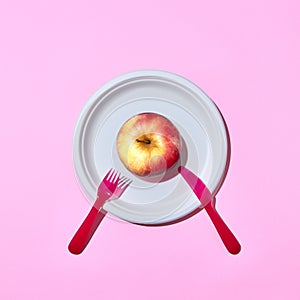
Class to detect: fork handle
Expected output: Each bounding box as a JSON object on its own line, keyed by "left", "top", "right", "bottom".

{"left": 205, "top": 200, "right": 241, "bottom": 255}
{"left": 68, "top": 207, "right": 107, "bottom": 255}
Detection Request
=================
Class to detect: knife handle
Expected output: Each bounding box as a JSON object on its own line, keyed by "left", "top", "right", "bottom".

{"left": 68, "top": 207, "right": 107, "bottom": 255}
{"left": 205, "top": 200, "right": 241, "bottom": 255}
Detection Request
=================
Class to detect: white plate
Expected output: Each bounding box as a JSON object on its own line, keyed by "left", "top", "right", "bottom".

{"left": 73, "top": 70, "right": 230, "bottom": 225}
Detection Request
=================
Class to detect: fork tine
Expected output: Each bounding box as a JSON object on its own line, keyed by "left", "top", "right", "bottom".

{"left": 112, "top": 176, "right": 132, "bottom": 198}
{"left": 110, "top": 171, "right": 120, "bottom": 183}
{"left": 108, "top": 169, "right": 117, "bottom": 182}
{"left": 118, "top": 176, "right": 127, "bottom": 185}
{"left": 103, "top": 168, "right": 113, "bottom": 181}
{"left": 111, "top": 170, "right": 120, "bottom": 184}
{"left": 119, "top": 177, "right": 132, "bottom": 189}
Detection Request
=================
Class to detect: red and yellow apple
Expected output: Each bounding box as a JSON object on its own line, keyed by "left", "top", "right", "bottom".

{"left": 116, "top": 113, "right": 181, "bottom": 177}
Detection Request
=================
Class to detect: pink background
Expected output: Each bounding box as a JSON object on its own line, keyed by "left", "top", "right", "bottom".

{"left": 1, "top": 0, "right": 299, "bottom": 299}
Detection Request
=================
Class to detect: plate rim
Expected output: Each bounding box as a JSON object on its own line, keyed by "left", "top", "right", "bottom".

{"left": 72, "top": 69, "right": 231, "bottom": 225}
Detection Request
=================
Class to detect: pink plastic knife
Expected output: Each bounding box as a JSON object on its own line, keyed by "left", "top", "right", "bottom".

{"left": 178, "top": 166, "right": 241, "bottom": 255}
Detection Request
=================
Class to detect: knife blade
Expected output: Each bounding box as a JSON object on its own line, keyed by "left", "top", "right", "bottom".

{"left": 178, "top": 166, "right": 212, "bottom": 208}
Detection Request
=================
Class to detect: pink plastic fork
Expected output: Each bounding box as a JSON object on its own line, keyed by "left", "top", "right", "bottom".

{"left": 68, "top": 169, "right": 131, "bottom": 255}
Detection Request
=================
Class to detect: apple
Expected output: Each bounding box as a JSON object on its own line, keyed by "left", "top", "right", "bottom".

{"left": 116, "top": 113, "right": 181, "bottom": 177}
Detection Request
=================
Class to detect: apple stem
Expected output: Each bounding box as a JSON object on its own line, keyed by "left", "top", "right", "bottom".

{"left": 136, "top": 138, "right": 151, "bottom": 144}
